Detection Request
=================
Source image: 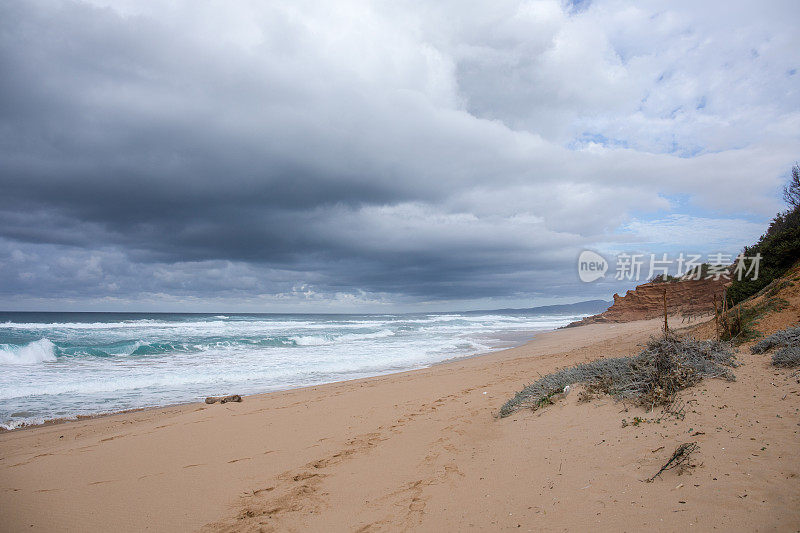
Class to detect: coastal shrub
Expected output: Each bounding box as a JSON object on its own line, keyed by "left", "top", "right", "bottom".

{"left": 649, "top": 274, "right": 680, "bottom": 283}
{"left": 682, "top": 263, "right": 711, "bottom": 280}
{"left": 499, "top": 335, "right": 736, "bottom": 417}
{"left": 720, "top": 297, "right": 789, "bottom": 344}
{"left": 750, "top": 325, "right": 800, "bottom": 354}
{"left": 727, "top": 199, "right": 800, "bottom": 304}
{"left": 772, "top": 345, "right": 800, "bottom": 367}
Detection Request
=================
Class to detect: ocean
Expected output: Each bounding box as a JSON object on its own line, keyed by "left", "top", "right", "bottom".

{"left": 0, "top": 310, "right": 586, "bottom": 429}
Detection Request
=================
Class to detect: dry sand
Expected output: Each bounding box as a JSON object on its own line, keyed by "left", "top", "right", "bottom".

{"left": 1, "top": 317, "right": 799, "bottom": 532}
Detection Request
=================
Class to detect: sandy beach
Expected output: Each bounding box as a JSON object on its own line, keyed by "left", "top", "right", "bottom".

{"left": 1, "top": 315, "right": 798, "bottom": 532}
{"left": 3, "top": 1, "right": 800, "bottom": 531}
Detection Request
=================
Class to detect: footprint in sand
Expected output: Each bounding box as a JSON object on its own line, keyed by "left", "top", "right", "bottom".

{"left": 409, "top": 497, "right": 426, "bottom": 511}
{"left": 100, "top": 434, "right": 128, "bottom": 442}
{"left": 292, "top": 471, "right": 321, "bottom": 482}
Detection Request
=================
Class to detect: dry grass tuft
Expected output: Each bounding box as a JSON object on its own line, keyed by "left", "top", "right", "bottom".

{"left": 499, "top": 334, "right": 736, "bottom": 418}
{"left": 772, "top": 345, "right": 800, "bottom": 367}
{"left": 751, "top": 325, "right": 800, "bottom": 354}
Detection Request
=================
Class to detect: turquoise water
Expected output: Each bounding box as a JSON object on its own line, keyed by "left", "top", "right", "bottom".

{"left": 0, "top": 311, "right": 584, "bottom": 429}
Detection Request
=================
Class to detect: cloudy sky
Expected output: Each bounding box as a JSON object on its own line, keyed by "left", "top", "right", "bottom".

{"left": 0, "top": 0, "right": 798, "bottom": 312}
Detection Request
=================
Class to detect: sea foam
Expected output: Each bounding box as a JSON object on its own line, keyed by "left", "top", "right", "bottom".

{"left": 0, "top": 338, "right": 57, "bottom": 365}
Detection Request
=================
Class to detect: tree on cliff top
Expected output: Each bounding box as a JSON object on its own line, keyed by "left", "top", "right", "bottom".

{"left": 783, "top": 163, "right": 800, "bottom": 208}
{"left": 728, "top": 162, "right": 800, "bottom": 304}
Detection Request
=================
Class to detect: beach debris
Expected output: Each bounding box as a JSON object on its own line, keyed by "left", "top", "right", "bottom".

{"left": 205, "top": 394, "right": 242, "bottom": 404}
{"left": 647, "top": 442, "right": 699, "bottom": 482}
{"left": 499, "top": 334, "right": 736, "bottom": 417}
{"left": 545, "top": 385, "right": 572, "bottom": 404}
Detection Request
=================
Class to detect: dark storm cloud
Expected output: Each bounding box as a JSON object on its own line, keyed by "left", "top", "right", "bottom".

{"left": 0, "top": 0, "right": 798, "bottom": 310}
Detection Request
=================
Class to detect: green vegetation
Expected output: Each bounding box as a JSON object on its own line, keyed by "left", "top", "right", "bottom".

{"left": 719, "top": 295, "right": 789, "bottom": 344}
{"left": 683, "top": 263, "right": 711, "bottom": 280}
{"left": 650, "top": 265, "right": 712, "bottom": 283}
{"left": 728, "top": 164, "right": 800, "bottom": 304}
{"left": 499, "top": 335, "right": 736, "bottom": 417}
{"left": 649, "top": 273, "right": 680, "bottom": 283}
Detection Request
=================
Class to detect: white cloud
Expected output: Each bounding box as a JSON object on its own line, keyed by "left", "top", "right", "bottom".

{"left": 618, "top": 214, "right": 765, "bottom": 251}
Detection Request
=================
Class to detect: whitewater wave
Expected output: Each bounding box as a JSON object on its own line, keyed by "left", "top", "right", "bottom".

{"left": 0, "top": 319, "right": 221, "bottom": 330}
{"left": 0, "top": 318, "right": 390, "bottom": 332}
{"left": 290, "top": 335, "right": 329, "bottom": 346}
{"left": 0, "top": 416, "right": 49, "bottom": 431}
{"left": 338, "top": 329, "right": 395, "bottom": 341}
{"left": 0, "top": 311, "right": 588, "bottom": 429}
{"left": 289, "top": 329, "right": 396, "bottom": 346}
{"left": 0, "top": 339, "right": 58, "bottom": 365}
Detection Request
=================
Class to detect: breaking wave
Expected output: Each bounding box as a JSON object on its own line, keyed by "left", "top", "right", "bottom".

{"left": 0, "top": 339, "right": 58, "bottom": 365}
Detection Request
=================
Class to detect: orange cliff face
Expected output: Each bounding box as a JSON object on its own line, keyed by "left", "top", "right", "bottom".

{"left": 568, "top": 277, "right": 730, "bottom": 326}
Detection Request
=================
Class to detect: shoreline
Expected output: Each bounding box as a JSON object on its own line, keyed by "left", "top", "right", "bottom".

{"left": 0, "top": 323, "right": 554, "bottom": 433}
{"left": 2, "top": 316, "right": 797, "bottom": 532}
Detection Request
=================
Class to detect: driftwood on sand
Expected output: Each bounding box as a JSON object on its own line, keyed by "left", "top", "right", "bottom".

{"left": 205, "top": 395, "right": 242, "bottom": 404}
